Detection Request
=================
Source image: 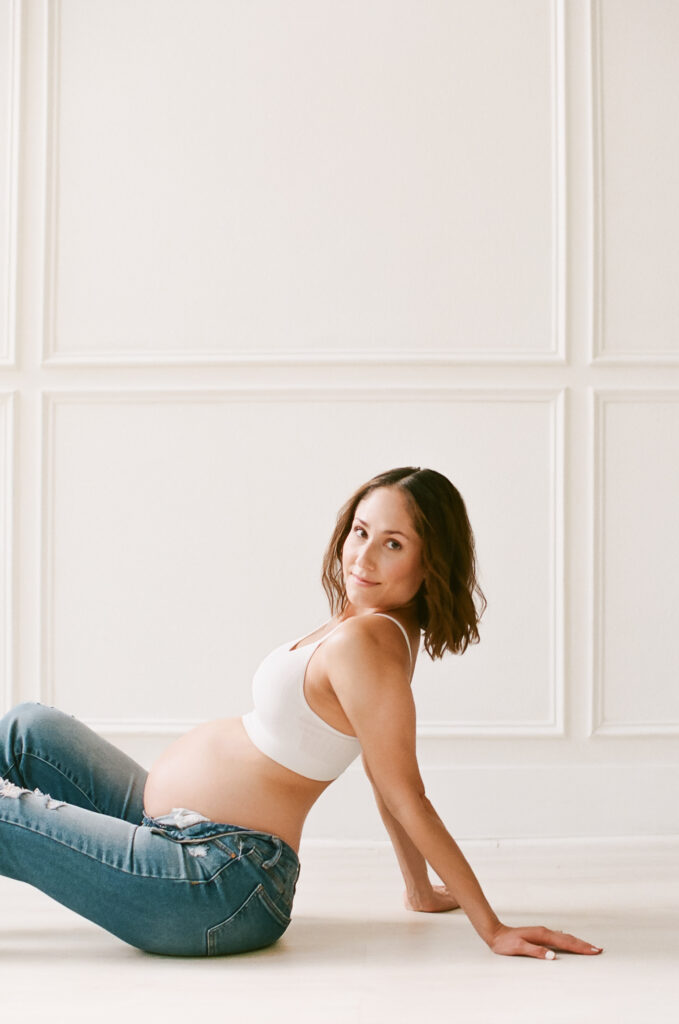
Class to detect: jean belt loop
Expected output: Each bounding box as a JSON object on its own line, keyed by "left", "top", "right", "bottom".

{"left": 261, "top": 836, "right": 283, "bottom": 870}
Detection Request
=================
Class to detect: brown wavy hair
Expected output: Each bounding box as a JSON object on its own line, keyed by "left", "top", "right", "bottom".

{"left": 321, "top": 467, "right": 486, "bottom": 660}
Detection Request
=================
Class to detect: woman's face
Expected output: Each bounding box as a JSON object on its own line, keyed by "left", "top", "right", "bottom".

{"left": 341, "top": 486, "right": 425, "bottom": 613}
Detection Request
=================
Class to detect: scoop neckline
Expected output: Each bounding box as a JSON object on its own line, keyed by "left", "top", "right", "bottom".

{"left": 288, "top": 612, "right": 414, "bottom": 663}
{"left": 288, "top": 617, "right": 340, "bottom": 653}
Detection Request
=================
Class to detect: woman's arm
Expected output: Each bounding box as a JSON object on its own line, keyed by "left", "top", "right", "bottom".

{"left": 326, "top": 619, "right": 603, "bottom": 960}
{"left": 362, "top": 753, "right": 458, "bottom": 912}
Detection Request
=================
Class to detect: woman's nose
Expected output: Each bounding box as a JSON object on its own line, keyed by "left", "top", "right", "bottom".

{"left": 356, "top": 543, "right": 376, "bottom": 567}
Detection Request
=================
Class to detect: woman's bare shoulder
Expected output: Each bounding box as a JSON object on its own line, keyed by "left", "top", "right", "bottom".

{"left": 321, "top": 615, "right": 419, "bottom": 784}
{"left": 322, "top": 613, "right": 412, "bottom": 678}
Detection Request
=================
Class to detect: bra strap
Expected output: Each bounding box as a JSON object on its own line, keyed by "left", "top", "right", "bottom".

{"left": 295, "top": 614, "right": 414, "bottom": 664}
{"left": 371, "top": 613, "right": 413, "bottom": 666}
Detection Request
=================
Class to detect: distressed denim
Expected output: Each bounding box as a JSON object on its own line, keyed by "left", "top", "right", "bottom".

{"left": 0, "top": 702, "right": 300, "bottom": 956}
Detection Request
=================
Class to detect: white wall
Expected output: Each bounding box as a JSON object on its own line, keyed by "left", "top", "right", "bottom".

{"left": 1, "top": 0, "right": 678, "bottom": 840}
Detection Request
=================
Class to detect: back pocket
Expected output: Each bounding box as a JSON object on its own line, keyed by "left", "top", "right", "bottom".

{"left": 207, "top": 883, "right": 291, "bottom": 956}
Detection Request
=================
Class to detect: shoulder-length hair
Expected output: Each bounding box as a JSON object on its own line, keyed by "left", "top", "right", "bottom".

{"left": 321, "top": 467, "right": 486, "bottom": 660}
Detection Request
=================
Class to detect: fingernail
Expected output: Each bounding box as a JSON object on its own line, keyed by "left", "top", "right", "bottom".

{"left": 590, "top": 946, "right": 603, "bottom": 952}
{"left": 545, "top": 950, "right": 556, "bottom": 960}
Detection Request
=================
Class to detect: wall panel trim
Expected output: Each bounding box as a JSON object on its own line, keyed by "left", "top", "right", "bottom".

{"left": 41, "top": 0, "right": 566, "bottom": 367}
{"left": 41, "top": 386, "right": 565, "bottom": 738}
{"left": 1, "top": 0, "right": 20, "bottom": 367}
{"left": 589, "top": 0, "right": 679, "bottom": 366}
{"left": 0, "top": 392, "right": 16, "bottom": 712}
{"left": 590, "top": 388, "right": 679, "bottom": 735}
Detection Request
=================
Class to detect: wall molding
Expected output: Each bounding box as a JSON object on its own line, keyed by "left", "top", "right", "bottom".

{"left": 43, "top": 349, "right": 567, "bottom": 368}
{"left": 589, "top": 0, "right": 603, "bottom": 367}
{"left": 41, "top": 0, "right": 60, "bottom": 372}
{"left": 41, "top": 0, "right": 566, "bottom": 367}
{"left": 303, "top": 760, "right": 679, "bottom": 841}
{"left": 0, "top": 392, "right": 16, "bottom": 713}
{"left": 589, "top": 0, "right": 679, "bottom": 366}
{"left": 552, "top": 0, "right": 567, "bottom": 365}
{"left": 590, "top": 388, "right": 679, "bottom": 735}
{"left": 40, "top": 386, "right": 565, "bottom": 738}
{"left": 0, "top": 0, "right": 20, "bottom": 367}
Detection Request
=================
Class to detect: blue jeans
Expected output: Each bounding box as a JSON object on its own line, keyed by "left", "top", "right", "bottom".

{"left": 0, "top": 702, "right": 300, "bottom": 956}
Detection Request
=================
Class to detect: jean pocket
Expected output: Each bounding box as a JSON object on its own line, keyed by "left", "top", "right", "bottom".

{"left": 243, "top": 835, "right": 299, "bottom": 904}
{"left": 206, "top": 883, "right": 291, "bottom": 956}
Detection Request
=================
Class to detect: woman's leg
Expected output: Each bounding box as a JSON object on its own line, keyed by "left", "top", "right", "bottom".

{"left": 0, "top": 703, "right": 299, "bottom": 956}
{"left": 0, "top": 785, "right": 297, "bottom": 955}
{"left": 0, "top": 702, "right": 148, "bottom": 822}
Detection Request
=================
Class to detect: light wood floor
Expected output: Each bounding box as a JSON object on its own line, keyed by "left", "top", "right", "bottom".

{"left": 2, "top": 837, "right": 677, "bottom": 1023}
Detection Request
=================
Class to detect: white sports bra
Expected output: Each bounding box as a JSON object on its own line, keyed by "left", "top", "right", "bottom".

{"left": 242, "top": 613, "right": 413, "bottom": 782}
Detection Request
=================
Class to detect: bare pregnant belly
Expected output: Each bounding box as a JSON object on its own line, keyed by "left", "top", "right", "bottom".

{"left": 142, "top": 717, "right": 329, "bottom": 853}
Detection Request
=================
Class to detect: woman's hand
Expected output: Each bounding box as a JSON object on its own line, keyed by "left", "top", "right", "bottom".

{"left": 404, "top": 884, "right": 460, "bottom": 913}
{"left": 489, "top": 924, "right": 604, "bottom": 960}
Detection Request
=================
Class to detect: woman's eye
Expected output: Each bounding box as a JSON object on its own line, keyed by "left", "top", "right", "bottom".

{"left": 387, "top": 540, "right": 401, "bottom": 550}
{"left": 353, "top": 525, "right": 366, "bottom": 537}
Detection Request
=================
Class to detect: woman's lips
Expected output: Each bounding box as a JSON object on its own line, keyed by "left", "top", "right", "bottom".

{"left": 351, "top": 573, "right": 379, "bottom": 586}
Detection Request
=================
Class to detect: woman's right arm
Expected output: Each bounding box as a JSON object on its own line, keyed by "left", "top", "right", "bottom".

{"left": 362, "top": 753, "right": 459, "bottom": 912}
{"left": 326, "top": 620, "right": 603, "bottom": 960}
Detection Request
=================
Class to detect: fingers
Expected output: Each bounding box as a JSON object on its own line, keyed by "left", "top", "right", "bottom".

{"left": 491, "top": 924, "right": 604, "bottom": 960}
{"left": 544, "top": 929, "right": 603, "bottom": 955}
{"left": 515, "top": 938, "right": 558, "bottom": 960}
{"left": 524, "top": 927, "right": 604, "bottom": 956}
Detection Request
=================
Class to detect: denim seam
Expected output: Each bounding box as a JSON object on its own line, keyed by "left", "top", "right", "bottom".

{"left": 0, "top": 818, "right": 237, "bottom": 883}
{"left": 20, "top": 752, "right": 100, "bottom": 812}
{"left": 206, "top": 884, "right": 290, "bottom": 955}
{"left": 206, "top": 886, "right": 260, "bottom": 955}
{"left": 255, "top": 881, "right": 292, "bottom": 927}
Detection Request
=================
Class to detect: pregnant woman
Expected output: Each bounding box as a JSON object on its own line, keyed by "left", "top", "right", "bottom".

{"left": 0, "top": 466, "right": 602, "bottom": 960}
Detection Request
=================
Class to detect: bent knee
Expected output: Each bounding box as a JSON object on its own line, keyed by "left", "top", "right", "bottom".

{"left": 3, "top": 701, "right": 73, "bottom": 734}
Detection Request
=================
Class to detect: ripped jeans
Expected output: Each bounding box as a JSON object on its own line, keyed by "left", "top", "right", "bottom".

{"left": 0, "top": 702, "right": 300, "bottom": 956}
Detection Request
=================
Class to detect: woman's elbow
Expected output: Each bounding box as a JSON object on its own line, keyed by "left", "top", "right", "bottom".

{"left": 381, "top": 781, "right": 428, "bottom": 823}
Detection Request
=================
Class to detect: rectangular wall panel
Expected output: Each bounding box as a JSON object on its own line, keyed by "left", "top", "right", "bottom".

{"left": 593, "top": 0, "right": 679, "bottom": 362}
{"left": 592, "top": 391, "right": 679, "bottom": 732}
{"left": 43, "top": 390, "right": 562, "bottom": 736}
{"left": 0, "top": 393, "right": 14, "bottom": 711}
{"left": 44, "top": 0, "right": 561, "bottom": 365}
{"left": 411, "top": 392, "right": 564, "bottom": 733}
